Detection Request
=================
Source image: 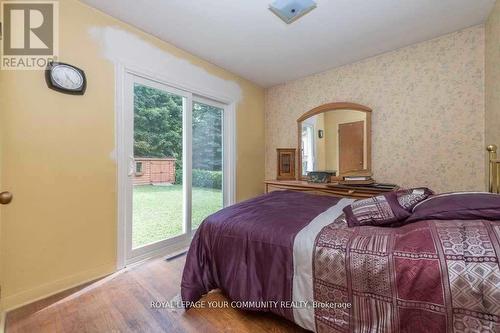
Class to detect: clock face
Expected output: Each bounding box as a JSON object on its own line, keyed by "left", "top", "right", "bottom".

{"left": 51, "top": 64, "right": 84, "bottom": 91}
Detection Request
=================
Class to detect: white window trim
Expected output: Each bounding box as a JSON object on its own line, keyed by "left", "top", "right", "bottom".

{"left": 115, "top": 63, "right": 236, "bottom": 269}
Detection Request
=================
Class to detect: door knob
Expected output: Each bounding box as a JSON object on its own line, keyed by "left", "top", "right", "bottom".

{"left": 0, "top": 192, "right": 13, "bottom": 205}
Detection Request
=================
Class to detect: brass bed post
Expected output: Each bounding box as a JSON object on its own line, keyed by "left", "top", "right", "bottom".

{"left": 487, "top": 145, "right": 499, "bottom": 193}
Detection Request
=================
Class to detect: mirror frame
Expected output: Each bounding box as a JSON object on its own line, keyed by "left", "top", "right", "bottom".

{"left": 297, "top": 102, "right": 372, "bottom": 180}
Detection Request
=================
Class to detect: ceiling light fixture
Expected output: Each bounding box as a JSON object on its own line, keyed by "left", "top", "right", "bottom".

{"left": 269, "top": 0, "right": 317, "bottom": 24}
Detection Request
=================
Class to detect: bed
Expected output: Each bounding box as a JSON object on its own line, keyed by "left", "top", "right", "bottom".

{"left": 181, "top": 190, "right": 500, "bottom": 332}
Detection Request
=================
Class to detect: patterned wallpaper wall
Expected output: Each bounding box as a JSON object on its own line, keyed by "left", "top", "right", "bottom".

{"left": 486, "top": 1, "right": 500, "bottom": 151}
{"left": 265, "top": 26, "right": 485, "bottom": 193}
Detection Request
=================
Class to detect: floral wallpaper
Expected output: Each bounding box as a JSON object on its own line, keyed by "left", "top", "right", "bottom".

{"left": 265, "top": 26, "right": 485, "bottom": 193}
{"left": 486, "top": 1, "right": 500, "bottom": 151}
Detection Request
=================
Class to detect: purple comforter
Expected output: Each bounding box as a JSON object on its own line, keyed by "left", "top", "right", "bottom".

{"left": 181, "top": 190, "right": 340, "bottom": 320}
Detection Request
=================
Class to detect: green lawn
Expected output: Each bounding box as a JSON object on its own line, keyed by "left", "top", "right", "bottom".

{"left": 133, "top": 184, "right": 222, "bottom": 248}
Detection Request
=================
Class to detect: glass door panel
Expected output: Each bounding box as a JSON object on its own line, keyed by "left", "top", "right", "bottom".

{"left": 132, "top": 82, "right": 184, "bottom": 248}
{"left": 192, "top": 99, "right": 224, "bottom": 230}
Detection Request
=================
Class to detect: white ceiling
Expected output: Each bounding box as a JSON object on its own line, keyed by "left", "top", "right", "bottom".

{"left": 80, "top": 0, "right": 495, "bottom": 87}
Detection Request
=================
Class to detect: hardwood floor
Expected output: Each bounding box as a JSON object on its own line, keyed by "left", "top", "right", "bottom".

{"left": 5, "top": 255, "right": 308, "bottom": 333}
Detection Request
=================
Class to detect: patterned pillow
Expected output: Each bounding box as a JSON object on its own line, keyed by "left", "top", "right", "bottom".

{"left": 344, "top": 188, "right": 433, "bottom": 227}
{"left": 395, "top": 187, "right": 434, "bottom": 210}
{"left": 343, "top": 192, "right": 408, "bottom": 227}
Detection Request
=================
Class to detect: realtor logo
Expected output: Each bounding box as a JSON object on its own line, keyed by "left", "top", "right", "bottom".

{"left": 1, "top": 1, "right": 58, "bottom": 70}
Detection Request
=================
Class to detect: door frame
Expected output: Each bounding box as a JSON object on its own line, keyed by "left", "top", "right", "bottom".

{"left": 115, "top": 64, "right": 236, "bottom": 269}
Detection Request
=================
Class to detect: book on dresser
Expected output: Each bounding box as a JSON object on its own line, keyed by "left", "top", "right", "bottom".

{"left": 339, "top": 173, "right": 375, "bottom": 185}
{"left": 339, "top": 178, "right": 375, "bottom": 185}
{"left": 326, "top": 182, "right": 398, "bottom": 192}
{"left": 343, "top": 176, "right": 371, "bottom": 181}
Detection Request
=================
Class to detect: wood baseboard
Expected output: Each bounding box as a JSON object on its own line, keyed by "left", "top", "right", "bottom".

{"left": 1, "top": 262, "right": 116, "bottom": 312}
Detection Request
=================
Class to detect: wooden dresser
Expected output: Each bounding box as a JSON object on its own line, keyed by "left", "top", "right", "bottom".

{"left": 264, "top": 180, "right": 398, "bottom": 199}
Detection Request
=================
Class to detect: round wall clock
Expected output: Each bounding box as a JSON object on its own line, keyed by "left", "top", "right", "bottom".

{"left": 45, "top": 62, "right": 87, "bottom": 95}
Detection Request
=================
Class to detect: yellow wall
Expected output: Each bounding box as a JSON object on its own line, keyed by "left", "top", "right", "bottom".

{"left": 0, "top": 0, "right": 264, "bottom": 310}
{"left": 486, "top": 0, "right": 500, "bottom": 150}
{"left": 0, "top": 69, "right": 3, "bottom": 311}
{"left": 314, "top": 113, "right": 326, "bottom": 170}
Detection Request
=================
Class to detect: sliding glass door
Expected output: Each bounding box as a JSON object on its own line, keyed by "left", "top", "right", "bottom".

{"left": 192, "top": 98, "right": 224, "bottom": 230}
{"left": 122, "top": 73, "right": 230, "bottom": 263}
{"left": 132, "top": 80, "right": 186, "bottom": 249}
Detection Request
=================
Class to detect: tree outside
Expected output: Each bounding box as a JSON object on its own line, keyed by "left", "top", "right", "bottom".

{"left": 132, "top": 84, "right": 223, "bottom": 248}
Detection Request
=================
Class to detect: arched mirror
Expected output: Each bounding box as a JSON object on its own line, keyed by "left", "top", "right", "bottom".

{"left": 297, "top": 102, "right": 372, "bottom": 180}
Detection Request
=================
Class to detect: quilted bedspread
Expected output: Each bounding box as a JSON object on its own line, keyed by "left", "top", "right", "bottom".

{"left": 313, "top": 217, "right": 500, "bottom": 332}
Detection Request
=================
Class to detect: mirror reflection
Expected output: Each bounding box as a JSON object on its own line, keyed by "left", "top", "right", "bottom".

{"left": 300, "top": 109, "right": 367, "bottom": 176}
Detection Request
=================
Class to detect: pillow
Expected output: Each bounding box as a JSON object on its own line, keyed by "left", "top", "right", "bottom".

{"left": 344, "top": 187, "right": 434, "bottom": 227}
{"left": 405, "top": 192, "right": 500, "bottom": 223}
{"left": 395, "top": 187, "right": 434, "bottom": 210}
{"left": 344, "top": 192, "right": 410, "bottom": 227}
